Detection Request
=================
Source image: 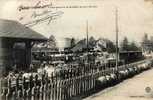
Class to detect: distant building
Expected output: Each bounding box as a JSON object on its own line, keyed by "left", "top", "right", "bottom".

{"left": 141, "top": 41, "right": 153, "bottom": 53}
{"left": 71, "top": 38, "right": 109, "bottom": 52}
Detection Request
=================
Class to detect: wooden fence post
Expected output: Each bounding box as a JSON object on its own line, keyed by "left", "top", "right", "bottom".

{"left": 39, "top": 84, "right": 43, "bottom": 100}
{"left": 12, "top": 91, "right": 16, "bottom": 100}
{"left": 43, "top": 84, "right": 47, "bottom": 100}
{"left": 31, "top": 87, "right": 35, "bottom": 100}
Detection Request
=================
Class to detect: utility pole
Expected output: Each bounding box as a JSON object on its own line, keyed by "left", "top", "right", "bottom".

{"left": 86, "top": 20, "right": 89, "bottom": 53}
{"left": 115, "top": 8, "right": 119, "bottom": 74}
{"left": 86, "top": 20, "right": 89, "bottom": 73}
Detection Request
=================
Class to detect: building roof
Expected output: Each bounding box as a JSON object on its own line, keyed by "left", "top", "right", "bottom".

{"left": 0, "top": 19, "right": 47, "bottom": 41}
{"left": 71, "top": 38, "right": 108, "bottom": 52}
{"left": 71, "top": 39, "right": 87, "bottom": 52}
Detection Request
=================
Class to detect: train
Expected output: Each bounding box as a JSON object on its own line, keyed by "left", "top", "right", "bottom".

{"left": 32, "top": 49, "right": 144, "bottom": 68}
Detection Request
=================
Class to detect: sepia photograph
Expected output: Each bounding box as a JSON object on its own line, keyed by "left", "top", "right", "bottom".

{"left": 0, "top": 0, "right": 153, "bottom": 100}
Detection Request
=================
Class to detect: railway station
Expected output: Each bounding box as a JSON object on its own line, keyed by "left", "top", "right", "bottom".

{"left": 0, "top": 8, "right": 153, "bottom": 100}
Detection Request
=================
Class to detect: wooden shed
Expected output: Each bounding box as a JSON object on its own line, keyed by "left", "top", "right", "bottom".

{"left": 0, "top": 19, "right": 47, "bottom": 75}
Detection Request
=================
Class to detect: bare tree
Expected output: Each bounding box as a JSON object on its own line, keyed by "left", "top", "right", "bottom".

{"left": 120, "top": 37, "right": 129, "bottom": 51}
{"left": 48, "top": 35, "right": 57, "bottom": 48}
{"left": 70, "top": 38, "right": 76, "bottom": 48}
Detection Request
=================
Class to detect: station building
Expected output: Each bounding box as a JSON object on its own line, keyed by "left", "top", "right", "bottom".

{"left": 0, "top": 19, "right": 47, "bottom": 75}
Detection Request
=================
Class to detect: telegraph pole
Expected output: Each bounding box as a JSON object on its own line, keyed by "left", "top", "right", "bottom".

{"left": 115, "top": 8, "right": 119, "bottom": 75}
{"left": 86, "top": 20, "right": 89, "bottom": 54}
{"left": 86, "top": 20, "right": 89, "bottom": 73}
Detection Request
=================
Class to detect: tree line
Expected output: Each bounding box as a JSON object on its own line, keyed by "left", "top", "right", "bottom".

{"left": 44, "top": 34, "right": 153, "bottom": 53}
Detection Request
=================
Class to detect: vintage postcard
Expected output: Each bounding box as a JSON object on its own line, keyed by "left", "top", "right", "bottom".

{"left": 0, "top": 0, "right": 153, "bottom": 100}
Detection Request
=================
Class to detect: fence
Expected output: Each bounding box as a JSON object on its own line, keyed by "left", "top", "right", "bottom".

{"left": 0, "top": 58, "right": 153, "bottom": 100}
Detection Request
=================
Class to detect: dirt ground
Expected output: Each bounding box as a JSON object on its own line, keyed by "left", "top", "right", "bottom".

{"left": 84, "top": 68, "right": 153, "bottom": 100}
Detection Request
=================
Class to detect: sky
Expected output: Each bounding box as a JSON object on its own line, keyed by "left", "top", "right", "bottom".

{"left": 0, "top": 0, "right": 153, "bottom": 47}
